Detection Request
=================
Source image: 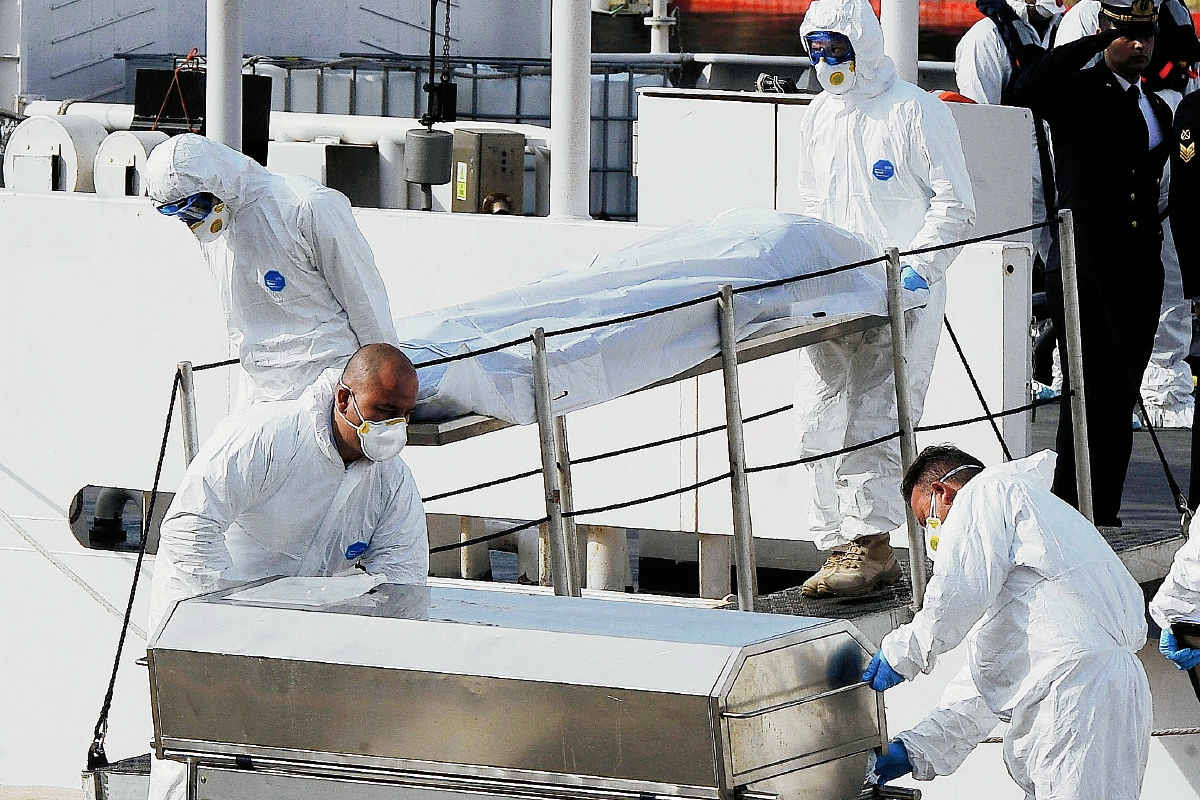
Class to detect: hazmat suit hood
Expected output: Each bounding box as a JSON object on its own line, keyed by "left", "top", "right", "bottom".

{"left": 800, "top": 0, "right": 897, "bottom": 98}
{"left": 145, "top": 133, "right": 272, "bottom": 211}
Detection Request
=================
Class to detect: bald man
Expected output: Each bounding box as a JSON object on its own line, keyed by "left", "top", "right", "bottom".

{"left": 147, "top": 344, "right": 427, "bottom": 800}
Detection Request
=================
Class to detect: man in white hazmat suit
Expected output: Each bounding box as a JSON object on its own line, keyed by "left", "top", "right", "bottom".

{"left": 146, "top": 343, "right": 428, "bottom": 800}
{"left": 145, "top": 134, "right": 400, "bottom": 404}
{"left": 794, "top": 0, "right": 977, "bottom": 596}
{"left": 861, "top": 444, "right": 1151, "bottom": 799}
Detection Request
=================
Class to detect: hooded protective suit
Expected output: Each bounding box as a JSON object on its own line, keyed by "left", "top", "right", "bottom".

{"left": 881, "top": 452, "right": 1151, "bottom": 800}
{"left": 146, "top": 369, "right": 428, "bottom": 800}
{"left": 795, "top": 0, "right": 976, "bottom": 548}
{"left": 145, "top": 135, "right": 399, "bottom": 403}
{"left": 954, "top": 0, "right": 1061, "bottom": 260}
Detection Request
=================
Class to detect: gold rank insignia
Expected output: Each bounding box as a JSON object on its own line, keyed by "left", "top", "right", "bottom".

{"left": 1183, "top": 141, "right": 1196, "bottom": 163}
{"left": 1183, "top": 129, "right": 1193, "bottom": 141}
{"left": 1132, "top": 0, "right": 1154, "bottom": 16}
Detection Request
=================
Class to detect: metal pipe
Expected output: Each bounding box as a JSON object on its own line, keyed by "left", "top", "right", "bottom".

{"left": 206, "top": 0, "right": 244, "bottom": 150}
{"left": 881, "top": 0, "right": 919, "bottom": 84}
{"left": 646, "top": 0, "right": 674, "bottom": 54}
{"left": 554, "top": 415, "right": 584, "bottom": 586}
{"left": 550, "top": 0, "right": 592, "bottom": 219}
{"left": 1058, "top": 209, "right": 1094, "bottom": 522}
{"left": 885, "top": 249, "right": 927, "bottom": 610}
{"left": 531, "top": 328, "right": 580, "bottom": 597}
{"left": 717, "top": 285, "right": 757, "bottom": 610}
{"left": 177, "top": 361, "right": 199, "bottom": 466}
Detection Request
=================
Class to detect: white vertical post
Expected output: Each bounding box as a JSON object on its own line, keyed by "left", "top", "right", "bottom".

{"left": 698, "top": 534, "right": 732, "bottom": 599}
{"left": 1058, "top": 209, "right": 1094, "bottom": 522}
{"left": 717, "top": 285, "right": 757, "bottom": 610}
{"left": 206, "top": 0, "right": 243, "bottom": 150}
{"left": 177, "top": 362, "right": 199, "bottom": 466}
{"left": 646, "top": 0, "right": 674, "bottom": 54}
{"left": 885, "top": 249, "right": 927, "bottom": 611}
{"left": 531, "top": 328, "right": 581, "bottom": 596}
{"left": 550, "top": 0, "right": 592, "bottom": 219}
{"left": 880, "top": 0, "right": 919, "bottom": 84}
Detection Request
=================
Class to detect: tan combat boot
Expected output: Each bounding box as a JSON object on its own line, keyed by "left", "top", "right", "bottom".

{"left": 800, "top": 549, "right": 846, "bottom": 596}
{"left": 801, "top": 533, "right": 902, "bottom": 597}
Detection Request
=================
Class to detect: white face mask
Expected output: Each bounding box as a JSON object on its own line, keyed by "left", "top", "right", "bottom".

{"left": 191, "top": 202, "right": 231, "bottom": 244}
{"left": 814, "top": 59, "right": 857, "bottom": 94}
{"left": 338, "top": 384, "right": 408, "bottom": 462}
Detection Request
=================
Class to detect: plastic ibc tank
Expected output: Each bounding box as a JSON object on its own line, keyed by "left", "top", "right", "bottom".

{"left": 3, "top": 115, "right": 109, "bottom": 193}
{"left": 93, "top": 130, "right": 170, "bottom": 196}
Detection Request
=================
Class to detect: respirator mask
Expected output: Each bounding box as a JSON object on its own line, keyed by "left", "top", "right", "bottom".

{"left": 338, "top": 383, "right": 408, "bottom": 462}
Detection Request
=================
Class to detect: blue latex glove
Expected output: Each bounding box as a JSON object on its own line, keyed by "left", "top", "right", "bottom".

{"left": 862, "top": 649, "right": 906, "bottom": 691}
{"left": 900, "top": 266, "right": 929, "bottom": 292}
{"left": 1160, "top": 629, "right": 1200, "bottom": 670}
{"left": 875, "top": 740, "right": 913, "bottom": 784}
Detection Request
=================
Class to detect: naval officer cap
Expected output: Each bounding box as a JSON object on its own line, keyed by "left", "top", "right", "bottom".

{"left": 1099, "top": 0, "right": 1160, "bottom": 36}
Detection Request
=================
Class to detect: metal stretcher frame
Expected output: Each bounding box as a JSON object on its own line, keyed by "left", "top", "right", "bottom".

{"left": 403, "top": 252, "right": 932, "bottom": 613}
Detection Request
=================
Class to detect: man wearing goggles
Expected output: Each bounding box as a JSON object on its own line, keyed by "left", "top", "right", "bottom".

{"left": 146, "top": 134, "right": 400, "bottom": 405}
{"left": 794, "top": 0, "right": 976, "bottom": 598}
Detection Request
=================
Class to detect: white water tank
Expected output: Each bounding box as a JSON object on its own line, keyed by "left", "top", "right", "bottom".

{"left": 93, "top": 130, "right": 170, "bottom": 197}
{"left": 2, "top": 115, "right": 109, "bottom": 193}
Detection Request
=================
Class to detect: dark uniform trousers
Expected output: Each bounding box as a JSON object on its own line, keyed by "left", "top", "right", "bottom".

{"left": 1018, "top": 33, "right": 1171, "bottom": 526}
{"left": 1172, "top": 94, "right": 1200, "bottom": 509}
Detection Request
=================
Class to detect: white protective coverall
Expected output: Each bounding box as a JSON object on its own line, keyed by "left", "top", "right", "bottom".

{"left": 146, "top": 370, "right": 428, "bottom": 800}
{"left": 145, "top": 134, "right": 400, "bottom": 404}
{"left": 1057, "top": 0, "right": 1196, "bottom": 427}
{"left": 881, "top": 451, "right": 1151, "bottom": 800}
{"left": 795, "top": 0, "right": 976, "bottom": 548}
{"left": 954, "top": 0, "right": 1060, "bottom": 260}
{"left": 1150, "top": 515, "right": 1200, "bottom": 628}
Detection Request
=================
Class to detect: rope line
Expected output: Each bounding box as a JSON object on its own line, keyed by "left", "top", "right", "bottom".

{"left": 898, "top": 219, "right": 1056, "bottom": 258}
{"left": 428, "top": 516, "right": 549, "bottom": 553}
{"left": 193, "top": 358, "right": 239, "bottom": 372}
{"left": 942, "top": 314, "right": 1013, "bottom": 461}
{"left": 87, "top": 370, "right": 180, "bottom": 771}
{"left": 420, "top": 403, "right": 796, "bottom": 504}
{"left": 984, "top": 726, "right": 1200, "bottom": 744}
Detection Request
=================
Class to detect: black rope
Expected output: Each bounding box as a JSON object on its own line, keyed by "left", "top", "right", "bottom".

{"left": 914, "top": 395, "right": 1061, "bottom": 433}
{"left": 87, "top": 370, "right": 180, "bottom": 771}
{"left": 428, "top": 516, "right": 549, "bottom": 553}
{"left": 898, "top": 219, "right": 1056, "bottom": 258}
{"left": 943, "top": 314, "right": 1014, "bottom": 461}
{"left": 420, "top": 403, "right": 796, "bottom": 504}
{"left": 193, "top": 358, "right": 239, "bottom": 372}
{"left": 746, "top": 431, "right": 902, "bottom": 475}
{"left": 562, "top": 471, "right": 732, "bottom": 518}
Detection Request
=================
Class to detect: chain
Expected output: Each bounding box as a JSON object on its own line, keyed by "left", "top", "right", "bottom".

{"left": 441, "top": 0, "right": 452, "bottom": 82}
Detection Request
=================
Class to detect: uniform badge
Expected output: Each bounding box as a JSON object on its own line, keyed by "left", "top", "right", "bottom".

{"left": 1183, "top": 142, "right": 1196, "bottom": 164}
{"left": 1132, "top": 0, "right": 1154, "bottom": 16}
{"left": 1182, "top": 129, "right": 1192, "bottom": 141}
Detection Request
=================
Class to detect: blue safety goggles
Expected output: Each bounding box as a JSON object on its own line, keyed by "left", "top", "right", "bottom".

{"left": 157, "top": 192, "right": 217, "bottom": 226}
{"left": 803, "top": 32, "right": 855, "bottom": 66}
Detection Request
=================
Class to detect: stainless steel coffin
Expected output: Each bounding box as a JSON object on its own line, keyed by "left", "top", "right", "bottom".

{"left": 148, "top": 580, "right": 885, "bottom": 800}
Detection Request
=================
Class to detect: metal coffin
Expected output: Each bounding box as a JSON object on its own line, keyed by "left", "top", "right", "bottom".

{"left": 148, "top": 581, "right": 884, "bottom": 800}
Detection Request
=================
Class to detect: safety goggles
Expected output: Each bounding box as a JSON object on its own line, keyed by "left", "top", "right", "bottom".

{"left": 157, "top": 192, "right": 217, "bottom": 227}
{"left": 804, "top": 31, "right": 855, "bottom": 65}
